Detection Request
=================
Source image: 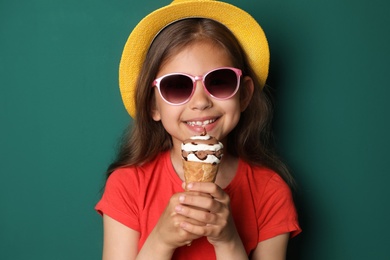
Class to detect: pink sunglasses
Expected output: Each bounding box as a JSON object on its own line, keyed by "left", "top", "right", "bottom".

{"left": 152, "top": 67, "right": 242, "bottom": 105}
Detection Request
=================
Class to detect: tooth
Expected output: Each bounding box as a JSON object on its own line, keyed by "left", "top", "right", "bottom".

{"left": 187, "top": 119, "right": 215, "bottom": 126}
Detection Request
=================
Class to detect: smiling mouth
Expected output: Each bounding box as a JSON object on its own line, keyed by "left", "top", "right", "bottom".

{"left": 186, "top": 118, "right": 216, "bottom": 127}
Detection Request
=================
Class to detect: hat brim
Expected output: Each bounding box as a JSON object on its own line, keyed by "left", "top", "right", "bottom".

{"left": 119, "top": 0, "right": 269, "bottom": 117}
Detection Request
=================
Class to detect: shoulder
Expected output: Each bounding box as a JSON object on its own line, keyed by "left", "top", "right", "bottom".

{"left": 239, "top": 161, "right": 301, "bottom": 240}
{"left": 96, "top": 152, "right": 171, "bottom": 223}
{"left": 105, "top": 167, "right": 139, "bottom": 192}
{"left": 106, "top": 152, "right": 169, "bottom": 185}
{"left": 237, "top": 160, "right": 295, "bottom": 216}
{"left": 237, "top": 160, "right": 290, "bottom": 195}
{"left": 104, "top": 152, "right": 170, "bottom": 196}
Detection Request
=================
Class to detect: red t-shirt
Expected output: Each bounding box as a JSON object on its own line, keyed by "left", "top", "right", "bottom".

{"left": 95, "top": 151, "right": 301, "bottom": 259}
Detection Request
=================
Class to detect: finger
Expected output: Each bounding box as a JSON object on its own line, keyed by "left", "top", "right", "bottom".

{"left": 186, "top": 182, "right": 227, "bottom": 201}
{"left": 179, "top": 193, "right": 220, "bottom": 213}
{"left": 179, "top": 221, "right": 212, "bottom": 237}
{"left": 183, "top": 216, "right": 207, "bottom": 226}
{"left": 170, "top": 209, "right": 207, "bottom": 227}
{"left": 175, "top": 203, "right": 218, "bottom": 224}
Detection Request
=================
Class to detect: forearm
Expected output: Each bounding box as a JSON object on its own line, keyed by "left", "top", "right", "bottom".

{"left": 213, "top": 233, "right": 248, "bottom": 260}
{"left": 136, "top": 229, "right": 175, "bottom": 260}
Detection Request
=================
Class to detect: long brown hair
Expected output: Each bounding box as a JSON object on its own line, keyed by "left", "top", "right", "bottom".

{"left": 106, "top": 18, "right": 295, "bottom": 188}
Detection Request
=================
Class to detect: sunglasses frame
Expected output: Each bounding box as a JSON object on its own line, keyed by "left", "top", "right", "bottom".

{"left": 152, "top": 67, "right": 242, "bottom": 105}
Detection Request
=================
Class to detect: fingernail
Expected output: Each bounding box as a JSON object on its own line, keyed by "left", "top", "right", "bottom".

{"left": 187, "top": 183, "right": 193, "bottom": 189}
{"left": 179, "top": 195, "right": 185, "bottom": 202}
{"left": 175, "top": 205, "right": 182, "bottom": 212}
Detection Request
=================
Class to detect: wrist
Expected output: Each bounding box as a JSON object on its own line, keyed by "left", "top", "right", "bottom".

{"left": 137, "top": 230, "right": 175, "bottom": 260}
{"left": 212, "top": 234, "right": 248, "bottom": 260}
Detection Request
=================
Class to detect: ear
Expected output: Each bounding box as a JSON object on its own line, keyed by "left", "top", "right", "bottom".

{"left": 240, "top": 76, "right": 254, "bottom": 112}
{"left": 151, "top": 94, "right": 161, "bottom": 121}
{"left": 151, "top": 105, "right": 161, "bottom": 121}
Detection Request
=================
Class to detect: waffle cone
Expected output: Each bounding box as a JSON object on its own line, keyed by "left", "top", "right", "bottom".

{"left": 183, "top": 160, "right": 219, "bottom": 189}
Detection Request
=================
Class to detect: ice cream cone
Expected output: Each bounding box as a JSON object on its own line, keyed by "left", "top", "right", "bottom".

{"left": 181, "top": 130, "right": 223, "bottom": 190}
{"left": 183, "top": 160, "right": 219, "bottom": 184}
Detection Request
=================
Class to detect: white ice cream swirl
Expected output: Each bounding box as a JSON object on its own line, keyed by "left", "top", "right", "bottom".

{"left": 181, "top": 134, "right": 223, "bottom": 164}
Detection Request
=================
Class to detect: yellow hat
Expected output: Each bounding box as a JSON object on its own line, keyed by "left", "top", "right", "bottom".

{"left": 119, "top": 0, "right": 270, "bottom": 117}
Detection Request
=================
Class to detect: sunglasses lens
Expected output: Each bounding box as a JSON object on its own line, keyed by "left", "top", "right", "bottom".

{"left": 159, "top": 75, "right": 193, "bottom": 104}
{"left": 204, "top": 69, "right": 238, "bottom": 99}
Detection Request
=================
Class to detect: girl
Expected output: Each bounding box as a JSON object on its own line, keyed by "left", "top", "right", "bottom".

{"left": 96, "top": 1, "right": 301, "bottom": 259}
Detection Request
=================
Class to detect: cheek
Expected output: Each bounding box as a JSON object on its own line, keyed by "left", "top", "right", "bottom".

{"left": 152, "top": 90, "right": 168, "bottom": 121}
{"left": 154, "top": 99, "right": 182, "bottom": 124}
{"left": 222, "top": 98, "right": 242, "bottom": 126}
{"left": 231, "top": 107, "right": 242, "bottom": 126}
{"left": 158, "top": 109, "right": 184, "bottom": 140}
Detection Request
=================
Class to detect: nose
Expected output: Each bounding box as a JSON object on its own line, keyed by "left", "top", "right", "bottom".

{"left": 188, "top": 80, "right": 212, "bottom": 110}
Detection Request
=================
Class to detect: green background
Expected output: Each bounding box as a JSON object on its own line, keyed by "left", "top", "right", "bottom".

{"left": 1, "top": 0, "right": 389, "bottom": 259}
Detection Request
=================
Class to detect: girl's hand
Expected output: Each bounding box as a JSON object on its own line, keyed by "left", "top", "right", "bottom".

{"left": 176, "top": 182, "right": 248, "bottom": 259}
{"left": 150, "top": 192, "right": 206, "bottom": 249}
{"left": 137, "top": 192, "right": 208, "bottom": 259}
{"left": 175, "top": 182, "right": 239, "bottom": 245}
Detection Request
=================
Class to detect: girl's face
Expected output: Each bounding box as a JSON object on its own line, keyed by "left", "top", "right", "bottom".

{"left": 152, "top": 41, "right": 253, "bottom": 151}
